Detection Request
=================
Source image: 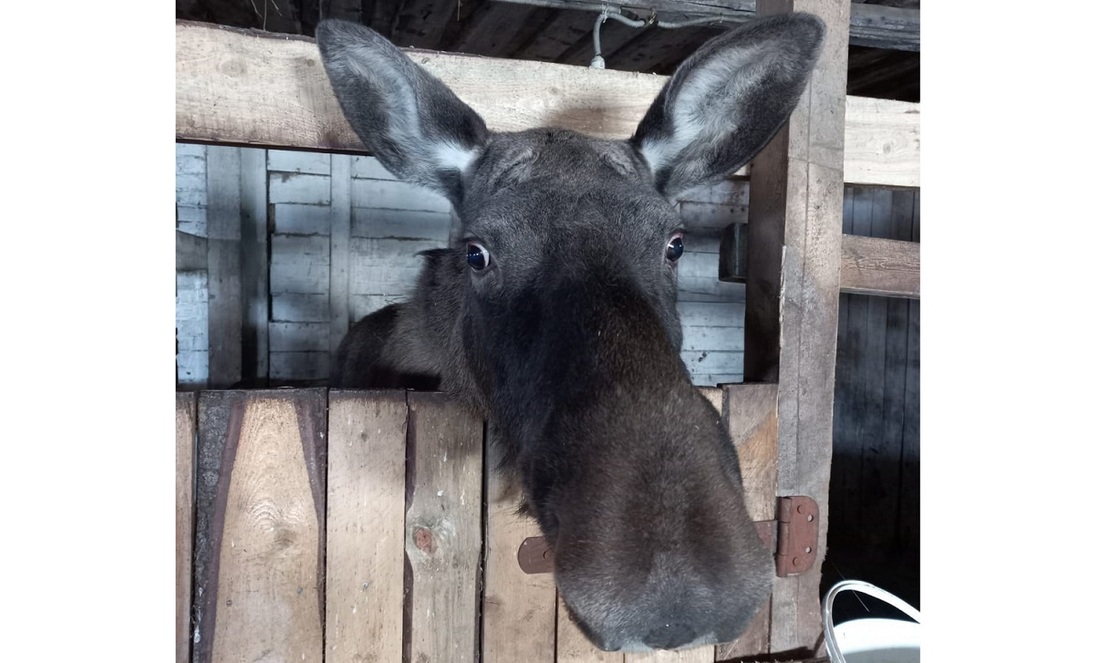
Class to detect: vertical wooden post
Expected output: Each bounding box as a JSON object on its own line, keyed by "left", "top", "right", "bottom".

{"left": 325, "top": 391, "right": 408, "bottom": 663}
{"left": 743, "top": 0, "right": 850, "bottom": 655}
{"left": 176, "top": 392, "right": 197, "bottom": 663}
{"left": 404, "top": 393, "right": 484, "bottom": 663}
{"left": 206, "top": 146, "right": 243, "bottom": 388}
{"left": 330, "top": 155, "right": 352, "bottom": 365}
{"left": 240, "top": 148, "right": 269, "bottom": 384}
{"left": 192, "top": 390, "right": 328, "bottom": 663}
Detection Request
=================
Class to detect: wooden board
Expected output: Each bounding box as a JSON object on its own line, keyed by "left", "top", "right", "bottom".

{"left": 176, "top": 392, "right": 197, "bottom": 663}
{"left": 175, "top": 20, "right": 919, "bottom": 187}
{"left": 192, "top": 390, "right": 327, "bottom": 663}
{"left": 205, "top": 146, "right": 243, "bottom": 388}
{"left": 330, "top": 154, "right": 352, "bottom": 363}
{"left": 839, "top": 235, "right": 919, "bottom": 299}
{"left": 556, "top": 595, "right": 624, "bottom": 663}
{"left": 626, "top": 647, "right": 714, "bottom": 662}
{"left": 481, "top": 425, "right": 557, "bottom": 662}
{"left": 743, "top": 0, "right": 850, "bottom": 655}
{"left": 325, "top": 391, "right": 408, "bottom": 663}
{"left": 404, "top": 392, "right": 485, "bottom": 662}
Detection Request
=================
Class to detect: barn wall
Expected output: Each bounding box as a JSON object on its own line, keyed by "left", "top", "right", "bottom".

{"left": 825, "top": 185, "right": 921, "bottom": 618}
{"left": 175, "top": 145, "right": 751, "bottom": 387}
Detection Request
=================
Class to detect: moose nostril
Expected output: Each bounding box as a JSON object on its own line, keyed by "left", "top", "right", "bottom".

{"left": 643, "top": 622, "right": 696, "bottom": 650}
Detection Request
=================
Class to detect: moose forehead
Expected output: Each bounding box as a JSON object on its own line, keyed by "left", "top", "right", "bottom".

{"left": 458, "top": 128, "right": 683, "bottom": 245}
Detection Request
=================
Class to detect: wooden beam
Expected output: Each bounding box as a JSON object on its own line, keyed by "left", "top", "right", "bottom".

{"left": 742, "top": 0, "right": 849, "bottom": 655}
{"left": 498, "top": 0, "right": 919, "bottom": 51}
{"left": 175, "top": 392, "right": 197, "bottom": 663}
{"left": 175, "top": 20, "right": 920, "bottom": 188}
{"left": 840, "top": 235, "right": 919, "bottom": 299}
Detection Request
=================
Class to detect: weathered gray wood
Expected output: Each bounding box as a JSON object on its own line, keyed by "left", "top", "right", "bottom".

{"left": 177, "top": 272, "right": 210, "bottom": 386}
{"left": 270, "top": 235, "right": 331, "bottom": 295}
{"left": 193, "top": 390, "right": 328, "bottom": 663}
{"left": 502, "top": 0, "right": 919, "bottom": 50}
{"left": 742, "top": 0, "right": 850, "bottom": 653}
{"left": 351, "top": 208, "right": 452, "bottom": 241}
{"left": 176, "top": 231, "right": 208, "bottom": 272}
{"left": 350, "top": 178, "right": 451, "bottom": 213}
{"left": 268, "top": 149, "right": 331, "bottom": 175}
{"left": 325, "top": 392, "right": 408, "bottom": 663}
{"left": 269, "top": 351, "right": 331, "bottom": 382}
{"left": 175, "top": 20, "right": 918, "bottom": 187}
{"left": 404, "top": 393, "right": 484, "bottom": 663}
{"left": 680, "top": 325, "right": 744, "bottom": 352}
{"left": 269, "top": 322, "right": 330, "bottom": 353}
{"left": 240, "top": 147, "right": 269, "bottom": 384}
{"left": 351, "top": 155, "right": 399, "bottom": 181}
{"left": 271, "top": 294, "right": 330, "bottom": 323}
{"left": 330, "top": 155, "right": 353, "bottom": 364}
{"left": 481, "top": 426, "right": 556, "bottom": 663}
{"left": 206, "top": 146, "right": 243, "bottom": 388}
{"left": 176, "top": 392, "right": 197, "bottom": 663}
{"left": 839, "top": 235, "right": 920, "bottom": 299}
{"left": 270, "top": 172, "right": 331, "bottom": 206}
{"left": 677, "top": 301, "right": 746, "bottom": 329}
{"left": 273, "top": 203, "right": 333, "bottom": 235}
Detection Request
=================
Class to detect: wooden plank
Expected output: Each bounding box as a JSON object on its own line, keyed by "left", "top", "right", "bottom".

{"left": 176, "top": 230, "right": 208, "bottom": 272}
{"left": 330, "top": 155, "right": 353, "bottom": 363}
{"left": 899, "top": 300, "right": 919, "bottom": 551}
{"left": 625, "top": 647, "right": 713, "bottom": 662}
{"left": 240, "top": 147, "right": 269, "bottom": 384}
{"left": 351, "top": 208, "right": 452, "bottom": 241}
{"left": 325, "top": 392, "right": 408, "bottom": 663}
{"left": 404, "top": 392, "right": 485, "bottom": 663}
{"left": 742, "top": 0, "right": 850, "bottom": 654}
{"left": 839, "top": 235, "right": 919, "bottom": 299}
{"left": 273, "top": 203, "right": 334, "bottom": 235}
{"left": 351, "top": 155, "right": 400, "bottom": 180}
{"left": 272, "top": 293, "right": 330, "bottom": 323}
{"left": 677, "top": 301, "right": 746, "bottom": 329}
{"left": 482, "top": 426, "right": 557, "bottom": 663}
{"left": 269, "top": 351, "right": 331, "bottom": 382}
{"left": 175, "top": 20, "right": 918, "bottom": 187}
{"left": 715, "top": 382, "right": 778, "bottom": 660}
{"left": 193, "top": 390, "right": 327, "bottom": 663}
{"left": 504, "top": 1, "right": 919, "bottom": 51}
{"left": 176, "top": 392, "right": 197, "bottom": 663}
{"left": 843, "top": 96, "right": 920, "bottom": 188}
{"left": 680, "top": 326, "right": 745, "bottom": 352}
{"left": 350, "top": 177, "right": 451, "bottom": 213}
{"left": 177, "top": 272, "right": 210, "bottom": 387}
{"left": 269, "top": 322, "right": 330, "bottom": 353}
{"left": 270, "top": 172, "right": 332, "bottom": 206}
{"left": 268, "top": 149, "right": 331, "bottom": 175}
{"left": 270, "top": 234, "right": 331, "bottom": 295}
{"left": 206, "top": 145, "right": 243, "bottom": 388}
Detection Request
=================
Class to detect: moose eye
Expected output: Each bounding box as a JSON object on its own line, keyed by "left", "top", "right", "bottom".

{"left": 466, "top": 241, "right": 491, "bottom": 271}
{"left": 666, "top": 233, "right": 684, "bottom": 263}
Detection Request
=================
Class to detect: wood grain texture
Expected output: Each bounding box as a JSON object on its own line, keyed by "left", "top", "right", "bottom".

{"left": 715, "top": 383, "right": 778, "bottom": 660}
{"left": 177, "top": 392, "right": 197, "bottom": 663}
{"left": 193, "top": 390, "right": 327, "bottom": 663}
{"left": 206, "top": 146, "right": 243, "bottom": 388}
{"left": 325, "top": 391, "right": 408, "bottom": 663}
{"left": 175, "top": 20, "right": 918, "bottom": 186}
{"left": 839, "top": 235, "right": 919, "bottom": 299}
{"left": 329, "top": 154, "right": 352, "bottom": 363}
{"left": 626, "top": 646, "right": 714, "bottom": 662}
{"left": 481, "top": 426, "right": 557, "bottom": 663}
{"left": 743, "top": 0, "right": 850, "bottom": 654}
{"left": 404, "top": 392, "right": 485, "bottom": 663}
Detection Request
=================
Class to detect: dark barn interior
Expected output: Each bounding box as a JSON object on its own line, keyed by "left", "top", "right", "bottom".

{"left": 176, "top": 0, "right": 919, "bottom": 645}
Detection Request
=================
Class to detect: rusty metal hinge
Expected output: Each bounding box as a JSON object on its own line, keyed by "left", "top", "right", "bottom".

{"left": 775, "top": 495, "right": 819, "bottom": 577}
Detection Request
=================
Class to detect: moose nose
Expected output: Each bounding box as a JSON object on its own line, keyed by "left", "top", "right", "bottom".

{"left": 643, "top": 622, "right": 697, "bottom": 650}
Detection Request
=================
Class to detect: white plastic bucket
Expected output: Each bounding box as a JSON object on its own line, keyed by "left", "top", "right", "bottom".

{"left": 822, "top": 580, "right": 921, "bottom": 663}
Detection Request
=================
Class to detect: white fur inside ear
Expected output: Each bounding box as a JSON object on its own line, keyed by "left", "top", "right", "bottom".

{"left": 434, "top": 141, "right": 478, "bottom": 173}
{"left": 639, "top": 45, "right": 766, "bottom": 175}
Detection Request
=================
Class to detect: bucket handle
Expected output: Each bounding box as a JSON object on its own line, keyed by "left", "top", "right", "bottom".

{"left": 821, "top": 580, "right": 921, "bottom": 663}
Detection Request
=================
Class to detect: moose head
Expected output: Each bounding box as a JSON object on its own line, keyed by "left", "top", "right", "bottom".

{"left": 316, "top": 13, "right": 824, "bottom": 652}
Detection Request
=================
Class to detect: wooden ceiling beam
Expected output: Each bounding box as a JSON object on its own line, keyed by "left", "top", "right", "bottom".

{"left": 497, "top": 0, "right": 919, "bottom": 51}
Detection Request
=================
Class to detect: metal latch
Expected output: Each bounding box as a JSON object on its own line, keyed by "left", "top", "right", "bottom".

{"left": 775, "top": 495, "right": 819, "bottom": 577}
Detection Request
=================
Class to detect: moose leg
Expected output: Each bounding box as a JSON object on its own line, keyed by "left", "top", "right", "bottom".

{"left": 332, "top": 304, "right": 441, "bottom": 390}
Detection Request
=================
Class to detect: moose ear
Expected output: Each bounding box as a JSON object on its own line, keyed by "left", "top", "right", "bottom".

{"left": 630, "top": 13, "right": 825, "bottom": 201}
{"left": 316, "top": 19, "right": 488, "bottom": 201}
